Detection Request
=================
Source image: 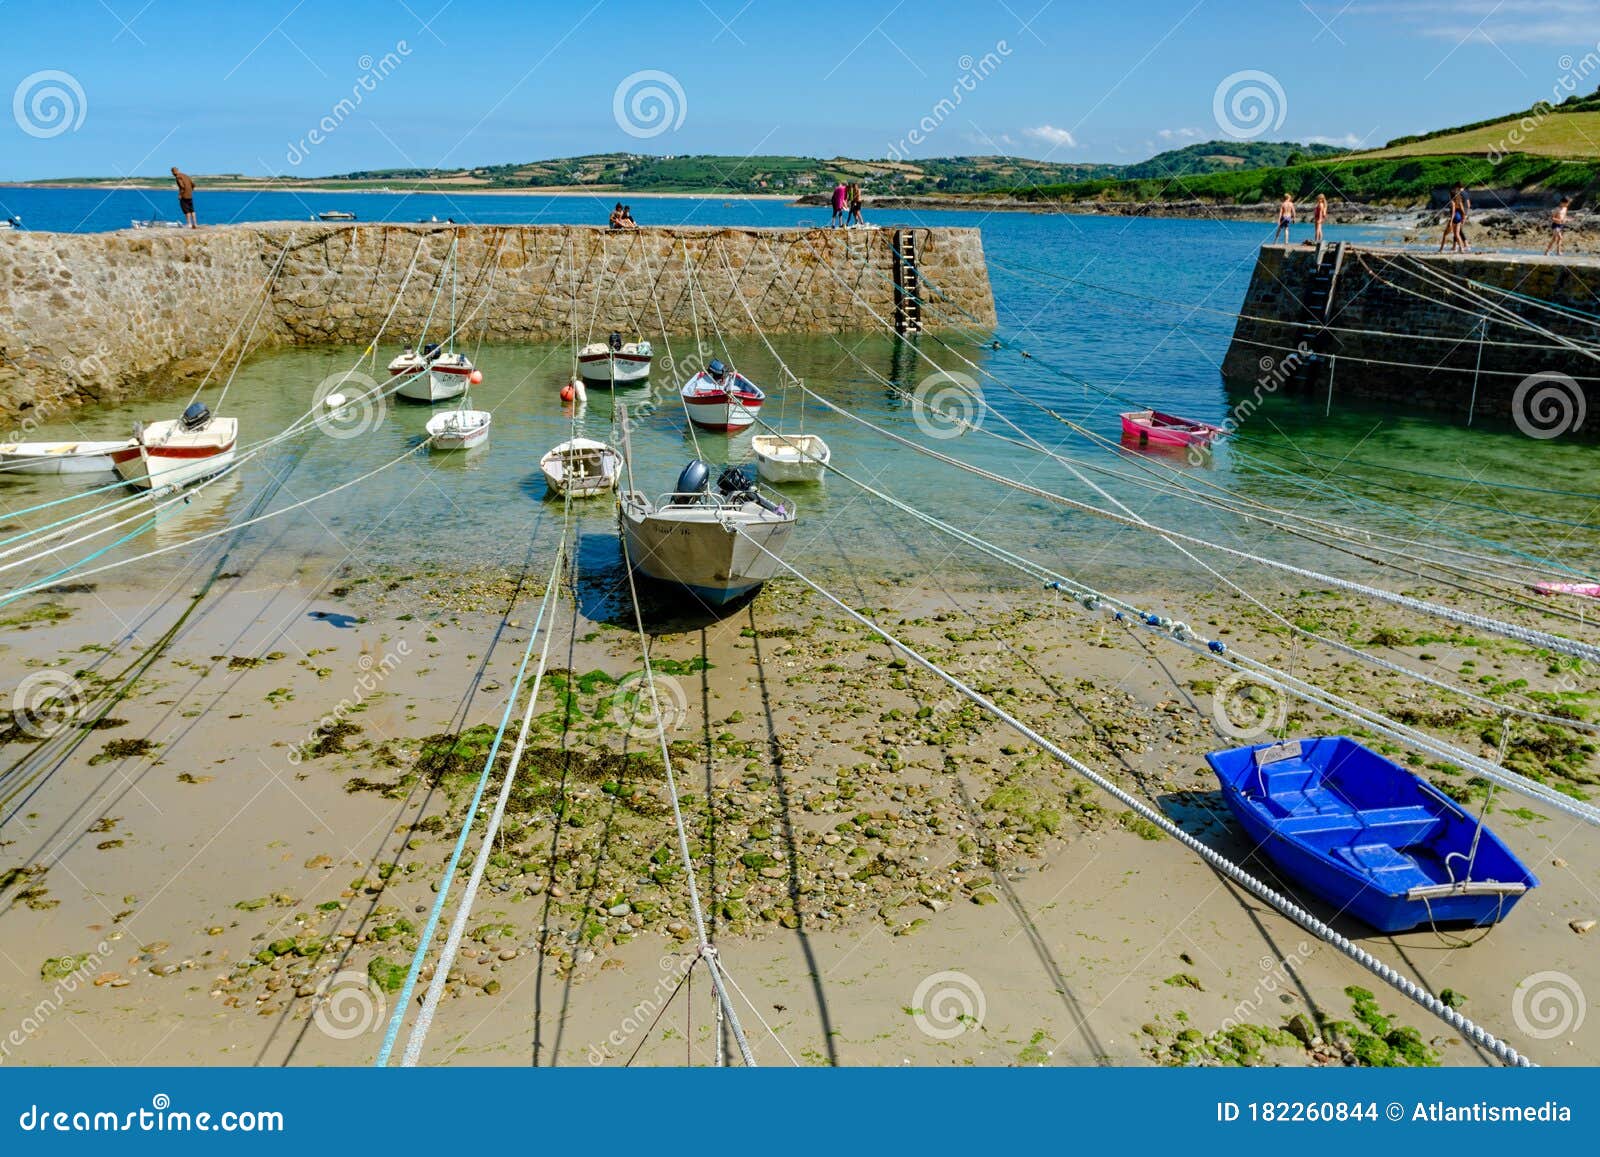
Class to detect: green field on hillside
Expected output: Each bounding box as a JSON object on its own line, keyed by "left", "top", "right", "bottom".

{"left": 1360, "top": 110, "right": 1600, "bottom": 159}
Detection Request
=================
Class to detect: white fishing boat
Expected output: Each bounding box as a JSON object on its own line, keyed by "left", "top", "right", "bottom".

{"left": 388, "top": 344, "right": 479, "bottom": 403}
{"left": 750, "top": 432, "right": 830, "bottom": 484}
{"left": 619, "top": 461, "right": 796, "bottom": 605}
{"left": 540, "top": 437, "right": 623, "bottom": 498}
{"left": 425, "top": 406, "right": 491, "bottom": 451}
{"left": 0, "top": 439, "right": 134, "bottom": 476}
{"left": 111, "top": 403, "right": 237, "bottom": 492}
{"left": 317, "top": 210, "right": 357, "bottom": 221}
{"left": 578, "top": 334, "right": 653, "bottom": 386}
{"left": 681, "top": 360, "right": 765, "bottom": 432}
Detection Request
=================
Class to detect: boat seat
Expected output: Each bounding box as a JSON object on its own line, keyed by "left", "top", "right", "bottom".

{"left": 1331, "top": 843, "right": 1433, "bottom": 892}
{"left": 1352, "top": 805, "right": 1441, "bottom": 847}
{"left": 1262, "top": 786, "right": 1350, "bottom": 818}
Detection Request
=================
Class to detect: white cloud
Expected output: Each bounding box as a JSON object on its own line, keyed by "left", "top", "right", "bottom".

{"left": 1306, "top": 132, "right": 1366, "bottom": 148}
{"left": 1024, "top": 124, "right": 1078, "bottom": 148}
{"left": 1158, "top": 127, "right": 1203, "bottom": 141}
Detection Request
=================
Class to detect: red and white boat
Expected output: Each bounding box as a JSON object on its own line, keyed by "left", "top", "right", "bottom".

{"left": 578, "top": 335, "right": 653, "bottom": 386}
{"left": 111, "top": 403, "right": 238, "bottom": 492}
{"left": 388, "top": 343, "right": 479, "bottom": 403}
{"left": 681, "top": 361, "right": 765, "bottom": 432}
{"left": 1119, "top": 409, "right": 1226, "bottom": 448}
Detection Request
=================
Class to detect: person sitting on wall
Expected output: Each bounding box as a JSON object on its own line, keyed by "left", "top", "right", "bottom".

{"left": 608, "top": 202, "right": 626, "bottom": 229}
{"left": 617, "top": 204, "right": 639, "bottom": 229}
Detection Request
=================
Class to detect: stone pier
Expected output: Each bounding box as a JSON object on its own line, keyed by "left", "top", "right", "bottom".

{"left": 0, "top": 222, "right": 997, "bottom": 422}
{"left": 1221, "top": 244, "right": 1600, "bottom": 433}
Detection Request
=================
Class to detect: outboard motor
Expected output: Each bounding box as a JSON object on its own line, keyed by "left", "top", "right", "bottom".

{"left": 422, "top": 341, "right": 441, "bottom": 361}
{"left": 180, "top": 401, "right": 212, "bottom": 431}
{"left": 706, "top": 358, "right": 727, "bottom": 381}
{"left": 716, "top": 465, "right": 785, "bottom": 514}
{"left": 671, "top": 460, "right": 711, "bottom": 504}
{"left": 608, "top": 331, "right": 624, "bottom": 352}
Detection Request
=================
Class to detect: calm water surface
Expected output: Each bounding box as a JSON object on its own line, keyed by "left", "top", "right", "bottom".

{"left": 5, "top": 191, "right": 1595, "bottom": 607}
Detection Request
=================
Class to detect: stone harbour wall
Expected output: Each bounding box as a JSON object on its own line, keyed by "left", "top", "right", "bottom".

{"left": 0, "top": 223, "right": 997, "bottom": 423}
{"left": 1221, "top": 244, "right": 1600, "bottom": 433}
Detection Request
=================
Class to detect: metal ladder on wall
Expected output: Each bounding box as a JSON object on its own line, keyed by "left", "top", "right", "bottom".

{"left": 1289, "top": 240, "right": 1346, "bottom": 388}
{"left": 891, "top": 229, "right": 923, "bottom": 335}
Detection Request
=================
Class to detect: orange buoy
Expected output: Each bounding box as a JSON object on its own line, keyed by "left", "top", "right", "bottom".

{"left": 560, "top": 384, "right": 575, "bottom": 402}
{"left": 469, "top": 370, "right": 483, "bottom": 385}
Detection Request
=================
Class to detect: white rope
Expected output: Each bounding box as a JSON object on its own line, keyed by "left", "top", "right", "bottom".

{"left": 400, "top": 532, "right": 567, "bottom": 1065}
{"left": 731, "top": 529, "right": 1535, "bottom": 1068}
{"left": 717, "top": 961, "right": 799, "bottom": 1066}
{"left": 615, "top": 405, "right": 754, "bottom": 1066}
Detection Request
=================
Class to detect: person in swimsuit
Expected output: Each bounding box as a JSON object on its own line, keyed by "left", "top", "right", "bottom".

{"left": 830, "top": 181, "right": 847, "bottom": 228}
{"left": 1272, "top": 194, "right": 1294, "bottom": 244}
{"left": 1439, "top": 183, "right": 1466, "bottom": 253}
{"left": 1312, "top": 193, "right": 1328, "bottom": 244}
{"left": 171, "top": 167, "right": 197, "bottom": 228}
{"left": 1544, "top": 196, "right": 1571, "bottom": 256}
{"left": 847, "top": 182, "right": 864, "bottom": 226}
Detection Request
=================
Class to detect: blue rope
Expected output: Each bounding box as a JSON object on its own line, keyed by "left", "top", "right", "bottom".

{"left": 0, "top": 517, "right": 160, "bottom": 611}
{"left": 373, "top": 531, "right": 560, "bottom": 1067}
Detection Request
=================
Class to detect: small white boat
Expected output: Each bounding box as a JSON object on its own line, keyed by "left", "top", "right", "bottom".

{"left": 111, "top": 403, "right": 237, "bottom": 492}
{"left": 0, "top": 439, "right": 134, "bottom": 476}
{"left": 619, "top": 461, "right": 796, "bottom": 605}
{"left": 129, "top": 219, "right": 183, "bottom": 230}
{"left": 750, "top": 433, "right": 830, "bottom": 484}
{"left": 317, "top": 211, "right": 357, "bottom": 221}
{"left": 681, "top": 360, "right": 764, "bottom": 432}
{"left": 425, "top": 407, "right": 491, "bottom": 451}
{"left": 540, "top": 437, "right": 623, "bottom": 498}
{"left": 388, "top": 344, "right": 479, "bottom": 403}
{"left": 578, "top": 335, "right": 653, "bottom": 386}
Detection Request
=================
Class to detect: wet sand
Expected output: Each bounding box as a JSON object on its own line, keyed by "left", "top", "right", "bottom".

{"left": 1, "top": 536, "right": 1595, "bottom": 1069}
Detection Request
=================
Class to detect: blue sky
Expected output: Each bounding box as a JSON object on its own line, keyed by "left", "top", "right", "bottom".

{"left": 3, "top": 0, "right": 1598, "bottom": 180}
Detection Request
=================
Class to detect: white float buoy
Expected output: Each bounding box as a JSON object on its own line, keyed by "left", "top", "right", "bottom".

{"left": 324, "top": 392, "right": 348, "bottom": 410}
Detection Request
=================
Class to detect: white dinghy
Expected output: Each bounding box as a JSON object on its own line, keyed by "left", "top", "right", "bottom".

{"left": 750, "top": 432, "right": 830, "bottom": 484}
{"left": 578, "top": 333, "right": 653, "bottom": 386}
{"left": 540, "top": 437, "right": 622, "bottom": 498}
{"left": 425, "top": 405, "right": 491, "bottom": 451}
{"left": 0, "top": 439, "right": 134, "bottom": 476}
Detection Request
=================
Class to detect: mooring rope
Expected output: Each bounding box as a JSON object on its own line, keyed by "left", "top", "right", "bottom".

{"left": 375, "top": 528, "right": 568, "bottom": 1067}
{"left": 731, "top": 528, "right": 1535, "bottom": 1067}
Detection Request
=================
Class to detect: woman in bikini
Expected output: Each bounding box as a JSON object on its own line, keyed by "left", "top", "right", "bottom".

{"left": 1312, "top": 193, "right": 1328, "bottom": 244}
{"left": 1439, "top": 184, "right": 1466, "bottom": 253}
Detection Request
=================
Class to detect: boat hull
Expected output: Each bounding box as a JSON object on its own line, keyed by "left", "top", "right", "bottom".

{"left": 1120, "top": 410, "right": 1224, "bottom": 448}
{"left": 393, "top": 368, "right": 470, "bottom": 403}
{"left": 540, "top": 438, "right": 622, "bottom": 498}
{"left": 0, "top": 440, "right": 133, "bottom": 475}
{"left": 751, "top": 434, "right": 830, "bottom": 483}
{"left": 426, "top": 410, "right": 491, "bottom": 451}
{"left": 578, "top": 351, "right": 652, "bottom": 385}
{"left": 619, "top": 495, "right": 794, "bottom": 604}
{"left": 1207, "top": 737, "right": 1537, "bottom": 933}
{"left": 111, "top": 418, "right": 238, "bottom": 492}
{"left": 682, "top": 372, "right": 764, "bottom": 431}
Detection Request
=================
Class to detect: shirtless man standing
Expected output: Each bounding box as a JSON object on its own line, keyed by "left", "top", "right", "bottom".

{"left": 171, "top": 166, "right": 197, "bottom": 228}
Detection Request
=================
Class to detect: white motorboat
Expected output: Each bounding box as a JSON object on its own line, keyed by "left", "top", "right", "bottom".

{"left": 618, "top": 461, "right": 796, "bottom": 606}
{"left": 539, "top": 437, "right": 623, "bottom": 498}
{"left": 0, "top": 439, "right": 134, "bottom": 476}
{"left": 388, "top": 344, "right": 479, "bottom": 403}
{"left": 425, "top": 406, "right": 491, "bottom": 451}
{"left": 317, "top": 210, "right": 357, "bottom": 221}
{"left": 750, "top": 433, "right": 830, "bottom": 484}
{"left": 578, "top": 334, "right": 653, "bottom": 386}
{"left": 111, "top": 403, "right": 237, "bottom": 492}
{"left": 681, "top": 360, "right": 764, "bottom": 432}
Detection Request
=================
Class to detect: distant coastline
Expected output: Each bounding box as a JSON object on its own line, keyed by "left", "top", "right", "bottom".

{"left": 0, "top": 181, "right": 798, "bottom": 201}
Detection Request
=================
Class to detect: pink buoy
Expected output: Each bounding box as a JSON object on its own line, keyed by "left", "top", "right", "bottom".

{"left": 469, "top": 370, "right": 483, "bottom": 385}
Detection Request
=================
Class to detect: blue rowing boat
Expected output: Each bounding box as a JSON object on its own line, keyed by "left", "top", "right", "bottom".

{"left": 1206, "top": 737, "right": 1538, "bottom": 933}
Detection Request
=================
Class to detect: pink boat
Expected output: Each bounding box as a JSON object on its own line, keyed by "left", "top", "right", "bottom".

{"left": 1531, "top": 581, "right": 1600, "bottom": 599}
{"left": 1120, "top": 410, "right": 1226, "bottom": 448}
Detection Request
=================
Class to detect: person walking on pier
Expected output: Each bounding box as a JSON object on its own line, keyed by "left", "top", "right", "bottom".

{"left": 171, "top": 167, "right": 197, "bottom": 228}
{"left": 1272, "top": 193, "right": 1295, "bottom": 244}
{"left": 1439, "top": 183, "right": 1467, "bottom": 253}
{"left": 1544, "top": 197, "right": 1571, "bottom": 256}
{"left": 1312, "top": 193, "right": 1328, "bottom": 244}
{"left": 847, "top": 182, "right": 864, "bottom": 227}
{"left": 830, "top": 180, "right": 848, "bottom": 227}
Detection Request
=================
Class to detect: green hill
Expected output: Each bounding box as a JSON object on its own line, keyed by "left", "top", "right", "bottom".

{"left": 1003, "top": 92, "right": 1600, "bottom": 207}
